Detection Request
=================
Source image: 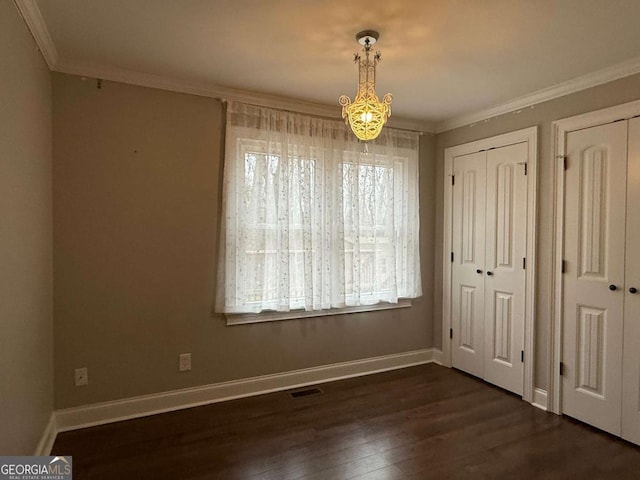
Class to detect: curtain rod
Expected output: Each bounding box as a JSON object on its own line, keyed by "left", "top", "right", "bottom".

{"left": 219, "top": 98, "right": 427, "bottom": 136}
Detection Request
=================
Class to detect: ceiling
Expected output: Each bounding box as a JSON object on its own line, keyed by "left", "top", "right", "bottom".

{"left": 25, "top": 0, "right": 640, "bottom": 131}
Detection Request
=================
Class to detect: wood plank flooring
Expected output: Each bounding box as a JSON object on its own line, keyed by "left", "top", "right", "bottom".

{"left": 52, "top": 364, "right": 640, "bottom": 479}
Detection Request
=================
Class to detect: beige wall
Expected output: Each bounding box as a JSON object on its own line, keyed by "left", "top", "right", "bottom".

{"left": 50, "top": 34, "right": 640, "bottom": 409}
{"left": 6, "top": 0, "right": 640, "bottom": 438}
{"left": 52, "top": 73, "right": 436, "bottom": 408}
{"left": 435, "top": 72, "right": 640, "bottom": 391}
{"left": 0, "top": 2, "right": 53, "bottom": 454}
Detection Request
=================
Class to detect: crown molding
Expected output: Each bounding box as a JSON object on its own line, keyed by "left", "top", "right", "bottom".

{"left": 436, "top": 55, "right": 640, "bottom": 133}
{"left": 13, "top": 0, "right": 434, "bottom": 133}
{"left": 19, "top": 0, "right": 640, "bottom": 135}
{"left": 53, "top": 59, "right": 435, "bottom": 134}
{"left": 13, "top": 0, "right": 58, "bottom": 70}
{"left": 55, "top": 59, "right": 343, "bottom": 117}
{"left": 51, "top": 51, "right": 640, "bottom": 136}
{"left": 389, "top": 115, "right": 436, "bottom": 134}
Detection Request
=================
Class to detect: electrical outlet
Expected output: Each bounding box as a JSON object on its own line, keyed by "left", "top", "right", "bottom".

{"left": 179, "top": 353, "right": 191, "bottom": 372}
{"left": 75, "top": 367, "right": 88, "bottom": 386}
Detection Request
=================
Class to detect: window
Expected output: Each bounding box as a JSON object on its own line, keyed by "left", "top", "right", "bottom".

{"left": 216, "top": 102, "right": 421, "bottom": 318}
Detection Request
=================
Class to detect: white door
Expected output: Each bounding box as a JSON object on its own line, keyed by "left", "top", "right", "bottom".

{"left": 451, "top": 151, "right": 486, "bottom": 378}
{"left": 622, "top": 116, "right": 640, "bottom": 444}
{"left": 483, "top": 143, "right": 527, "bottom": 395}
{"left": 451, "top": 143, "right": 528, "bottom": 394}
{"left": 562, "top": 121, "right": 627, "bottom": 436}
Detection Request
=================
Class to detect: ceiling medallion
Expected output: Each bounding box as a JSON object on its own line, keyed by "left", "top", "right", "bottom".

{"left": 339, "top": 30, "right": 393, "bottom": 143}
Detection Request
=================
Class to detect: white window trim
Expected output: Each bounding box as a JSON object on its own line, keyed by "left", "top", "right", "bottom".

{"left": 225, "top": 299, "right": 413, "bottom": 325}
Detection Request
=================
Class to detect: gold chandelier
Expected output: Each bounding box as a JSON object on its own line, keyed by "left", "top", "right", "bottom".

{"left": 339, "top": 30, "right": 392, "bottom": 142}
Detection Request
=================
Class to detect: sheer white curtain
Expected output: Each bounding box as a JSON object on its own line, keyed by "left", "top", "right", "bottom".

{"left": 217, "top": 101, "right": 421, "bottom": 314}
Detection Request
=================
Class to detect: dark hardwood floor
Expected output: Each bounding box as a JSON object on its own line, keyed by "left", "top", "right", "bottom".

{"left": 53, "top": 364, "right": 640, "bottom": 479}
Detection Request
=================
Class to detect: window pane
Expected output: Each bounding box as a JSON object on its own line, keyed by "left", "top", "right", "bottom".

{"left": 218, "top": 102, "right": 421, "bottom": 314}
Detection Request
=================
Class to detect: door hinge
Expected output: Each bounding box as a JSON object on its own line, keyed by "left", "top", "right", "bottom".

{"left": 451, "top": 252, "right": 454, "bottom": 263}
{"left": 563, "top": 157, "right": 568, "bottom": 170}
{"left": 559, "top": 362, "right": 564, "bottom": 376}
{"left": 517, "top": 161, "right": 527, "bottom": 175}
{"left": 523, "top": 257, "right": 526, "bottom": 269}
{"left": 562, "top": 260, "right": 567, "bottom": 273}
{"left": 451, "top": 175, "right": 455, "bottom": 186}
{"left": 521, "top": 350, "right": 524, "bottom": 363}
{"left": 449, "top": 328, "right": 453, "bottom": 339}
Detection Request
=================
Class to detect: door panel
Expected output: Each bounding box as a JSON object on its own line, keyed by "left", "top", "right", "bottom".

{"left": 622, "top": 117, "right": 640, "bottom": 444}
{"left": 451, "top": 152, "right": 486, "bottom": 377}
{"left": 483, "top": 143, "right": 527, "bottom": 394}
{"left": 562, "top": 121, "right": 627, "bottom": 436}
{"left": 578, "top": 146, "right": 608, "bottom": 279}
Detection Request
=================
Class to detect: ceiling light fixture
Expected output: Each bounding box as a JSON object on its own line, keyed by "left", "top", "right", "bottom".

{"left": 339, "top": 30, "right": 392, "bottom": 143}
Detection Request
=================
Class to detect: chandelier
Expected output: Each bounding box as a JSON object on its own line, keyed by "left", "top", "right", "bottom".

{"left": 339, "top": 30, "right": 392, "bottom": 142}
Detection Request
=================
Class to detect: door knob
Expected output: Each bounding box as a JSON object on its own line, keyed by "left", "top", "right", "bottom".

{"left": 476, "top": 269, "right": 483, "bottom": 274}
{"left": 486, "top": 271, "right": 493, "bottom": 276}
{"left": 609, "top": 284, "right": 617, "bottom": 291}
{"left": 630, "top": 287, "right": 638, "bottom": 294}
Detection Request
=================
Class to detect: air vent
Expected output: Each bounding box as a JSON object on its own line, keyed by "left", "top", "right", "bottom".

{"left": 288, "top": 387, "right": 324, "bottom": 398}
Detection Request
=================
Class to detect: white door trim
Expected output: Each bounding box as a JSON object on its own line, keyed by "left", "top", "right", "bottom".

{"left": 550, "top": 99, "right": 640, "bottom": 415}
{"left": 442, "top": 126, "right": 538, "bottom": 403}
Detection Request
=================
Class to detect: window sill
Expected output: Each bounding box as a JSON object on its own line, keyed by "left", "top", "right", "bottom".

{"left": 225, "top": 299, "right": 414, "bottom": 326}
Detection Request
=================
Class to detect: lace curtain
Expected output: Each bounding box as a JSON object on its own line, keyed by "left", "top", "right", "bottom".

{"left": 217, "top": 101, "right": 421, "bottom": 314}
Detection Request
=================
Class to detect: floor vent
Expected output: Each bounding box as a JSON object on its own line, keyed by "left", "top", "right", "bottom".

{"left": 288, "top": 387, "right": 324, "bottom": 398}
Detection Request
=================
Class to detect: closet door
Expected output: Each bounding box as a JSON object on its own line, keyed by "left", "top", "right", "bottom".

{"left": 622, "top": 116, "right": 640, "bottom": 444}
{"left": 562, "top": 121, "right": 627, "bottom": 436}
{"left": 483, "top": 143, "right": 527, "bottom": 395}
{"left": 451, "top": 151, "right": 486, "bottom": 377}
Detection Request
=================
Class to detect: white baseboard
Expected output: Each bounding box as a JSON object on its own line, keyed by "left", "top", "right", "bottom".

{"left": 56, "top": 348, "right": 436, "bottom": 433}
{"left": 431, "top": 348, "right": 443, "bottom": 365}
{"left": 34, "top": 412, "right": 56, "bottom": 455}
{"left": 532, "top": 387, "right": 548, "bottom": 411}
